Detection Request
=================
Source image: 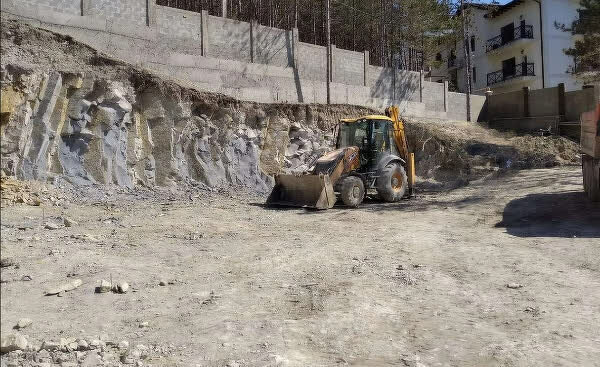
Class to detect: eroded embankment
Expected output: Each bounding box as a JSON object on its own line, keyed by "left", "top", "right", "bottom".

{"left": 1, "top": 16, "right": 580, "bottom": 194}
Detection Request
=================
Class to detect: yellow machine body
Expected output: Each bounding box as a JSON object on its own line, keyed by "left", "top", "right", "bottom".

{"left": 266, "top": 106, "right": 414, "bottom": 209}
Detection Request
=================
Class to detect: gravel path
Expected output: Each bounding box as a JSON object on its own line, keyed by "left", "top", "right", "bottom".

{"left": 1, "top": 167, "right": 599, "bottom": 366}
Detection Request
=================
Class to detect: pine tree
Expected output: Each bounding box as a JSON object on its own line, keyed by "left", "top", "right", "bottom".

{"left": 558, "top": 0, "right": 600, "bottom": 81}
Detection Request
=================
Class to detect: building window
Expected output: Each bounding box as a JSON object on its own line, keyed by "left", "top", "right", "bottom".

{"left": 436, "top": 52, "right": 442, "bottom": 61}
{"left": 470, "top": 36, "right": 475, "bottom": 52}
{"left": 472, "top": 67, "right": 477, "bottom": 84}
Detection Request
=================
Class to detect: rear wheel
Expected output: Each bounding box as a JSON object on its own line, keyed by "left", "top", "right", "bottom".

{"left": 377, "top": 162, "right": 408, "bottom": 202}
{"left": 340, "top": 176, "right": 365, "bottom": 207}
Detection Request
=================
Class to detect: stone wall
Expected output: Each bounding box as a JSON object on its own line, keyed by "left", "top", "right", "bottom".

{"left": 1, "top": 0, "right": 487, "bottom": 121}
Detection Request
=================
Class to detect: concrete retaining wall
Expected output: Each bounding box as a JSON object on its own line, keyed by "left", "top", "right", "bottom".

{"left": 529, "top": 87, "right": 560, "bottom": 117}
{"left": 2, "top": 0, "right": 486, "bottom": 121}
{"left": 565, "top": 88, "right": 597, "bottom": 122}
{"left": 88, "top": 0, "right": 148, "bottom": 26}
{"left": 487, "top": 83, "right": 599, "bottom": 134}
{"left": 488, "top": 90, "right": 525, "bottom": 119}
{"left": 156, "top": 6, "right": 202, "bottom": 40}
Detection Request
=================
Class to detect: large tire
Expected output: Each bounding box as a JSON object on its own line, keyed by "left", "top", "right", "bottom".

{"left": 340, "top": 176, "right": 365, "bottom": 207}
{"left": 376, "top": 162, "right": 408, "bottom": 202}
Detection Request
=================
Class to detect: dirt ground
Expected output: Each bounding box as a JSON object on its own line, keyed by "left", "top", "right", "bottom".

{"left": 1, "top": 166, "right": 600, "bottom": 366}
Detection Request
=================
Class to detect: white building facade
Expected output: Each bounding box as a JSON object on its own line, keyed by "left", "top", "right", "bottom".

{"left": 429, "top": 0, "right": 583, "bottom": 95}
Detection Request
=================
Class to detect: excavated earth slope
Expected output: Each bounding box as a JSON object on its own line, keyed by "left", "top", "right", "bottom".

{"left": 1, "top": 15, "right": 580, "bottom": 194}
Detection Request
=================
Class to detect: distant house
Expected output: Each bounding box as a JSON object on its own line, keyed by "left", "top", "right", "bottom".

{"left": 429, "top": 0, "right": 582, "bottom": 95}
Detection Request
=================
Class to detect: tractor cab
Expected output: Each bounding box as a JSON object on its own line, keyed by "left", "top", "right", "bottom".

{"left": 336, "top": 116, "right": 400, "bottom": 172}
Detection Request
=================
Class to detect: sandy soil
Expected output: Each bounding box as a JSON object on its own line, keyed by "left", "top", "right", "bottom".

{"left": 1, "top": 167, "right": 600, "bottom": 366}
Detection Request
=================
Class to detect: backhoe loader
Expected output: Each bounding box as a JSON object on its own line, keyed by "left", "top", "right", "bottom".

{"left": 266, "top": 106, "right": 415, "bottom": 209}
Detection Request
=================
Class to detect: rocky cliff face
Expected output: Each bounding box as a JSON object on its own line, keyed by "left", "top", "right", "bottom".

{"left": 0, "top": 66, "right": 373, "bottom": 193}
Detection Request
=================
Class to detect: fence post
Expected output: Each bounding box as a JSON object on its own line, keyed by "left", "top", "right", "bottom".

{"left": 291, "top": 27, "right": 299, "bottom": 68}
{"left": 200, "top": 10, "right": 209, "bottom": 57}
{"left": 444, "top": 80, "right": 449, "bottom": 112}
{"left": 330, "top": 44, "right": 336, "bottom": 83}
{"left": 363, "top": 51, "right": 369, "bottom": 87}
{"left": 558, "top": 82, "right": 566, "bottom": 118}
{"left": 146, "top": 0, "right": 156, "bottom": 26}
{"left": 81, "top": 0, "right": 91, "bottom": 15}
{"left": 523, "top": 86, "right": 530, "bottom": 117}
{"left": 419, "top": 71, "right": 424, "bottom": 103}
{"left": 250, "top": 20, "right": 257, "bottom": 63}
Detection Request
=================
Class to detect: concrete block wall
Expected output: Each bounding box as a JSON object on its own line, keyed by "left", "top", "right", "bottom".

{"left": 88, "top": 0, "right": 148, "bottom": 26}
{"left": 422, "top": 81, "right": 445, "bottom": 112}
{"left": 2, "top": 0, "right": 488, "bottom": 122}
{"left": 395, "top": 70, "right": 420, "bottom": 102}
{"left": 368, "top": 66, "right": 395, "bottom": 99}
{"left": 297, "top": 43, "right": 327, "bottom": 82}
{"left": 565, "top": 88, "right": 596, "bottom": 121}
{"left": 487, "top": 83, "right": 598, "bottom": 134}
{"left": 333, "top": 48, "right": 364, "bottom": 86}
{"left": 487, "top": 90, "right": 525, "bottom": 119}
{"left": 12, "top": 0, "right": 81, "bottom": 15}
{"left": 254, "top": 24, "right": 292, "bottom": 68}
{"left": 529, "top": 87, "right": 559, "bottom": 117}
{"left": 156, "top": 6, "right": 202, "bottom": 40}
{"left": 207, "top": 16, "right": 252, "bottom": 62}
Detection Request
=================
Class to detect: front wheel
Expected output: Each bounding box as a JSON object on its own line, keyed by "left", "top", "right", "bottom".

{"left": 340, "top": 176, "right": 365, "bottom": 208}
{"left": 376, "top": 162, "right": 408, "bottom": 202}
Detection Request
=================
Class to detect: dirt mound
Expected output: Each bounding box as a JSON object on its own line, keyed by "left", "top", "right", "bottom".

{"left": 406, "top": 120, "right": 580, "bottom": 190}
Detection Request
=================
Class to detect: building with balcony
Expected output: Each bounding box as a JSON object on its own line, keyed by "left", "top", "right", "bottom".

{"left": 428, "top": 0, "right": 583, "bottom": 95}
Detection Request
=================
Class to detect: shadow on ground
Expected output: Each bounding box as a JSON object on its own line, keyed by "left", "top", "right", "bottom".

{"left": 495, "top": 191, "right": 600, "bottom": 238}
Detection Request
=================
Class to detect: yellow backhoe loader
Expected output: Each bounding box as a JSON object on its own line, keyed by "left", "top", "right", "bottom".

{"left": 266, "top": 106, "right": 415, "bottom": 209}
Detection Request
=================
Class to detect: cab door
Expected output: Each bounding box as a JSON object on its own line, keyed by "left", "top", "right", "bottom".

{"left": 367, "top": 120, "right": 392, "bottom": 171}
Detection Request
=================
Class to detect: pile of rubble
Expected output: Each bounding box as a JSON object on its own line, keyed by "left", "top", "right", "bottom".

{"left": 283, "top": 122, "right": 333, "bottom": 172}
{"left": 0, "top": 176, "right": 67, "bottom": 207}
{"left": 0, "top": 332, "right": 172, "bottom": 367}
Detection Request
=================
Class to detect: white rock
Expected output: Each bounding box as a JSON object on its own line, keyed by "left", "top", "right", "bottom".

{"left": 44, "top": 222, "right": 59, "bottom": 230}
{"left": 77, "top": 339, "right": 89, "bottom": 350}
{"left": 96, "top": 279, "right": 112, "bottom": 293}
{"left": 118, "top": 340, "right": 130, "bottom": 350}
{"left": 507, "top": 283, "right": 523, "bottom": 289}
{"left": 15, "top": 318, "right": 32, "bottom": 329}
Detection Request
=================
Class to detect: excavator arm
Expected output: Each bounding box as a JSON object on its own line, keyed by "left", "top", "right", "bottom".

{"left": 386, "top": 105, "right": 415, "bottom": 194}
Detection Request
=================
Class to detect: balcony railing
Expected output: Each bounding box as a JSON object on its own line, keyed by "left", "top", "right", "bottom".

{"left": 486, "top": 25, "right": 534, "bottom": 52}
{"left": 487, "top": 62, "right": 535, "bottom": 86}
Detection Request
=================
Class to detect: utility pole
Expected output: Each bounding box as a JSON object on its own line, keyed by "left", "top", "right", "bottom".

{"left": 222, "top": 0, "right": 227, "bottom": 17}
{"left": 461, "top": 0, "right": 472, "bottom": 122}
{"left": 326, "top": 0, "right": 331, "bottom": 104}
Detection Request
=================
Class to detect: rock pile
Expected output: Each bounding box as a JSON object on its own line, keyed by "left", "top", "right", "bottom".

{"left": 0, "top": 334, "right": 173, "bottom": 367}
{"left": 283, "top": 122, "right": 333, "bottom": 172}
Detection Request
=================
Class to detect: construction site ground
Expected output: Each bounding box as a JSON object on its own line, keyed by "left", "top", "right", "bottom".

{"left": 2, "top": 166, "right": 600, "bottom": 366}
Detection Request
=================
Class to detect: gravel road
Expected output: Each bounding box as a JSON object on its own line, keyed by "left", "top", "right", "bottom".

{"left": 1, "top": 167, "right": 599, "bottom": 366}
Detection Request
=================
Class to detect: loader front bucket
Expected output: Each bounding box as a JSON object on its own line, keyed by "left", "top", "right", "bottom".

{"left": 266, "top": 174, "right": 336, "bottom": 209}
